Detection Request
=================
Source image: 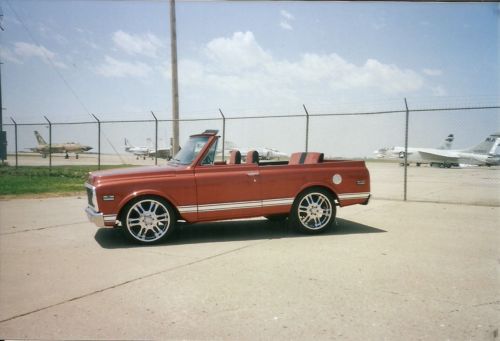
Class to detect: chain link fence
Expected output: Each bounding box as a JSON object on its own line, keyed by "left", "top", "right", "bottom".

{"left": 3, "top": 102, "right": 499, "bottom": 206}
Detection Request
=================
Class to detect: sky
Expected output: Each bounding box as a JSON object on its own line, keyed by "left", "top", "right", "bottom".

{"left": 0, "top": 0, "right": 498, "bottom": 157}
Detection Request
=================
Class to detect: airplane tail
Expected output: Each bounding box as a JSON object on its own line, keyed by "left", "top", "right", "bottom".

{"left": 124, "top": 138, "right": 133, "bottom": 151}
{"left": 34, "top": 131, "right": 47, "bottom": 145}
{"left": 464, "top": 132, "right": 500, "bottom": 154}
{"left": 438, "top": 134, "right": 454, "bottom": 150}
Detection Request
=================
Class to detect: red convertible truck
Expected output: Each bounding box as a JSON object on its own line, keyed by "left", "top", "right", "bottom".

{"left": 85, "top": 130, "right": 370, "bottom": 244}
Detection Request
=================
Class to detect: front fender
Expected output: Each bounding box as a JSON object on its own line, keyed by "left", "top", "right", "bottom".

{"left": 117, "top": 189, "right": 179, "bottom": 218}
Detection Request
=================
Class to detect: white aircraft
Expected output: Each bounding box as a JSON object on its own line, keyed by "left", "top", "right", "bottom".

{"left": 375, "top": 134, "right": 454, "bottom": 163}
{"left": 124, "top": 138, "right": 172, "bottom": 160}
{"left": 124, "top": 138, "right": 152, "bottom": 160}
{"left": 218, "top": 141, "right": 289, "bottom": 161}
{"left": 375, "top": 133, "right": 500, "bottom": 167}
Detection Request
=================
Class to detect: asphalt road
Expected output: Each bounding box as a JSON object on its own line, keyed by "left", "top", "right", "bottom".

{"left": 0, "top": 194, "right": 498, "bottom": 340}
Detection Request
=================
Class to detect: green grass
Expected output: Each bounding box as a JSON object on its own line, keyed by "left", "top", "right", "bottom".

{"left": 0, "top": 164, "right": 135, "bottom": 196}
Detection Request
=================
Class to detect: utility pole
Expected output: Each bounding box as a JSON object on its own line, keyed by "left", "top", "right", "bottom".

{"left": 169, "top": 0, "right": 180, "bottom": 155}
{"left": 0, "top": 60, "right": 5, "bottom": 164}
{"left": 0, "top": 15, "right": 6, "bottom": 164}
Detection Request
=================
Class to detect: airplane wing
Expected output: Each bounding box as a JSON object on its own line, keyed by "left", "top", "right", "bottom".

{"left": 149, "top": 149, "right": 172, "bottom": 159}
{"left": 417, "top": 151, "right": 460, "bottom": 163}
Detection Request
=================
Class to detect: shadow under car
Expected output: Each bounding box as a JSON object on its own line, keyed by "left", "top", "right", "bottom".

{"left": 94, "top": 217, "right": 386, "bottom": 249}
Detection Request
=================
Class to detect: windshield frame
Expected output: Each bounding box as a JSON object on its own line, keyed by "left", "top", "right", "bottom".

{"left": 168, "top": 134, "right": 219, "bottom": 167}
{"left": 168, "top": 135, "right": 210, "bottom": 166}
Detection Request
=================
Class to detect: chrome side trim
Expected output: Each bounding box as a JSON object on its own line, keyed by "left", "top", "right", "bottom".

{"left": 262, "top": 198, "right": 294, "bottom": 207}
{"left": 199, "top": 200, "right": 261, "bottom": 212}
{"left": 104, "top": 214, "right": 117, "bottom": 222}
{"left": 338, "top": 192, "right": 371, "bottom": 200}
{"left": 178, "top": 205, "right": 197, "bottom": 214}
{"left": 177, "top": 197, "right": 295, "bottom": 214}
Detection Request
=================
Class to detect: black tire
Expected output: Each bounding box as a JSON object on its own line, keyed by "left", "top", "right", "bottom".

{"left": 121, "top": 196, "right": 176, "bottom": 244}
{"left": 289, "top": 188, "right": 336, "bottom": 234}
{"left": 265, "top": 214, "right": 288, "bottom": 222}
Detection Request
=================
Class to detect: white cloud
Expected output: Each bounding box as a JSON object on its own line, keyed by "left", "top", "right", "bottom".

{"left": 13, "top": 42, "right": 67, "bottom": 68}
{"left": 38, "top": 23, "right": 68, "bottom": 44}
{"left": 205, "top": 31, "right": 271, "bottom": 71}
{"left": 179, "top": 31, "right": 424, "bottom": 99}
{"left": 432, "top": 85, "right": 447, "bottom": 96}
{"left": 279, "top": 10, "right": 295, "bottom": 31}
{"left": 280, "top": 20, "right": 293, "bottom": 31}
{"left": 112, "top": 30, "right": 163, "bottom": 58}
{"left": 95, "top": 55, "right": 152, "bottom": 78}
{"left": 422, "top": 68, "right": 443, "bottom": 76}
{"left": 280, "top": 10, "right": 294, "bottom": 21}
{"left": 0, "top": 47, "right": 22, "bottom": 64}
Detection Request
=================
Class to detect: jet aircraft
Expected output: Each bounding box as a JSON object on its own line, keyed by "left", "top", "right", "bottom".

{"left": 218, "top": 141, "right": 289, "bottom": 161}
{"left": 30, "top": 131, "right": 92, "bottom": 159}
{"left": 375, "top": 133, "right": 500, "bottom": 167}
{"left": 124, "top": 138, "right": 172, "bottom": 160}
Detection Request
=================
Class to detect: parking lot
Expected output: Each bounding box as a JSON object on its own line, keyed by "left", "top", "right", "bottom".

{"left": 0, "top": 163, "right": 499, "bottom": 340}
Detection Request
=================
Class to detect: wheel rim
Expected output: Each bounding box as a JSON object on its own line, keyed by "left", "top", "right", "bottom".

{"left": 126, "top": 199, "right": 171, "bottom": 242}
{"left": 298, "top": 192, "right": 332, "bottom": 230}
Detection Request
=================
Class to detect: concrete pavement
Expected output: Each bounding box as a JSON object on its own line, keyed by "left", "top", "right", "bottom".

{"left": 0, "top": 195, "right": 498, "bottom": 340}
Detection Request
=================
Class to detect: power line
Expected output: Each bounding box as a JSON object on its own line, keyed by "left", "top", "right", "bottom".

{"left": 6, "top": 0, "right": 125, "bottom": 162}
{"left": 6, "top": 0, "right": 93, "bottom": 117}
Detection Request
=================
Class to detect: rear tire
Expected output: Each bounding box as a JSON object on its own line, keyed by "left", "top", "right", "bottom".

{"left": 121, "top": 196, "right": 176, "bottom": 244}
{"left": 290, "top": 188, "right": 336, "bottom": 234}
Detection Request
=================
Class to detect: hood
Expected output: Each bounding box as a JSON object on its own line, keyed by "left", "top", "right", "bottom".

{"left": 88, "top": 164, "right": 189, "bottom": 186}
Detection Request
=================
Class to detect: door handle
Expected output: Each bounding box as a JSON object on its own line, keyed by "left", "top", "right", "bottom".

{"left": 247, "top": 172, "right": 259, "bottom": 176}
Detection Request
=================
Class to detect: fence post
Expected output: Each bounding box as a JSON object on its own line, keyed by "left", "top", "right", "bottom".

{"left": 404, "top": 98, "right": 409, "bottom": 201}
{"left": 44, "top": 116, "right": 52, "bottom": 172}
{"left": 302, "top": 104, "right": 310, "bottom": 152}
{"left": 219, "top": 109, "right": 226, "bottom": 162}
{"left": 10, "top": 117, "right": 17, "bottom": 169}
{"left": 151, "top": 111, "right": 158, "bottom": 165}
{"left": 92, "top": 114, "right": 101, "bottom": 170}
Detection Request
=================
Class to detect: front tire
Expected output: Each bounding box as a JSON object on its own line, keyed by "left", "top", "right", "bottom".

{"left": 121, "top": 196, "right": 176, "bottom": 244}
{"left": 290, "top": 188, "right": 336, "bottom": 233}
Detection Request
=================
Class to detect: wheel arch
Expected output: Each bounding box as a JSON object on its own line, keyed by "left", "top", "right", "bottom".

{"left": 117, "top": 191, "right": 180, "bottom": 223}
{"left": 294, "top": 184, "right": 339, "bottom": 206}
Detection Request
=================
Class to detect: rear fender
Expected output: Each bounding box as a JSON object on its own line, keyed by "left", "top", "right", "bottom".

{"left": 295, "top": 182, "right": 340, "bottom": 204}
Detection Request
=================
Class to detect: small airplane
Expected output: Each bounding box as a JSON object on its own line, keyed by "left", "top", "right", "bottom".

{"left": 375, "top": 134, "right": 454, "bottom": 164}
{"left": 124, "top": 138, "right": 172, "bottom": 160}
{"left": 218, "top": 141, "right": 289, "bottom": 161}
{"left": 124, "top": 138, "right": 151, "bottom": 160}
{"left": 29, "top": 131, "right": 92, "bottom": 159}
{"left": 241, "top": 147, "right": 289, "bottom": 161}
{"left": 375, "top": 133, "right": 500, "bottom": 167}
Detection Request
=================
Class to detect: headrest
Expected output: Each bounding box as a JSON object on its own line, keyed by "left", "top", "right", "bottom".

{"left": 246, "top": 150, "right": 259, "bottom": 164}
{"left": 289, "top": 152, "right": 324, "bottom": 164}
{"left": 305, "top": 152, "right": 324, "bottom": 164}
{"left": 229, "top": 150, "right": 241, "bottom": 165}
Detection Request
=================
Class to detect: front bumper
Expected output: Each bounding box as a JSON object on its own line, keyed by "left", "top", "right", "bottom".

{"left": 86, "top": 206, "right": 117, "bottom": 227}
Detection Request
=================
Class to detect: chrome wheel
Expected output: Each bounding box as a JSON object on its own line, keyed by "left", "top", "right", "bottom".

{"left": 292, "top": 189, "right": 336, "bottom": 233}
{"left": 125, "top": 198, "right": 172, "bottom": 243}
